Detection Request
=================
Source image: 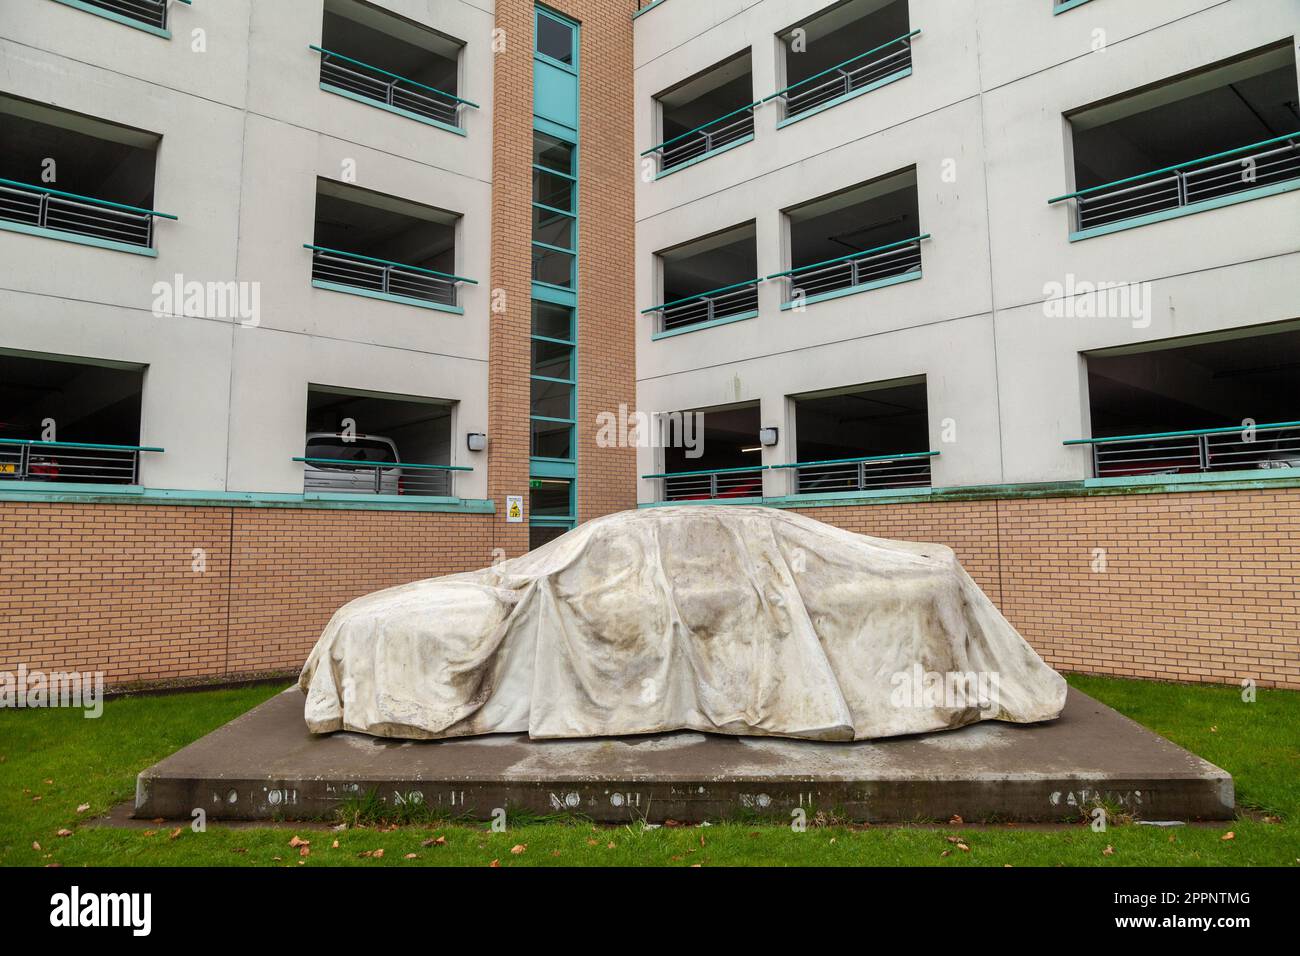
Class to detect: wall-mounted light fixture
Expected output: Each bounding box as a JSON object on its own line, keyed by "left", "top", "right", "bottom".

{"left": 466, "top": 432, "right": 488, "bottom": 452}
{"left": 759, "top": 426, "right": 779, "bottom": 447}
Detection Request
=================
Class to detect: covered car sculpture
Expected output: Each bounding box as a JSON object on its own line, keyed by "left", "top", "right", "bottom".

{"left": 299, "top": 507, "right": 1067, "bottom": 740}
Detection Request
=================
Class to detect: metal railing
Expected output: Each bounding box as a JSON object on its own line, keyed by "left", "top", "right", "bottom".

{"left": 641, "top": 465, "right": 766, "bottom": 501}
{"left": 0, "top": 439, "right": 162, "bottom": 485}
{"left": 642, "top": 101, "right": 758, "bottom": 174}
{"left": 1065, "top": 421, "right": 1300, "bottom": 478}
{"left": 0, "top": 177, "right": 176, "bottom": 248}
{"left": 305, "top": 244, "right": 476, "bottom": 308}
{"left": 73, "top": 0, "right": 189, "bottom": 31}
{"left": 642, "top": 277, "right": 761, "bottom": 334}
{"left": 768, "top": 234, "right": 927, "bottom": 304}
{"left": 765, "top": 30, "right": 919, "bottom": 122}
{"left": 294, "top": 456, "right": 471, "bottom": 497}
{"left": 1049, "top": 132, "right": 1300, "bottom": 231}
{"left": 771, "top": 451, "right": 938, "bottom": 493}
{"left": 310, "top": 46, "right": 478, "bottom": 130}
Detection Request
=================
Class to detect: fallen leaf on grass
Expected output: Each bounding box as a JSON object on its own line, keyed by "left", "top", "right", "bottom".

{"left": 289, "top": 835, "right": 310, "bottom": 849}
{"left": 949, "top": 815, "right": 963, "bottom": 825}
{"left": 421, "top": 836, "right": 446, "bottom": 847}
{"left": 142, "top": 830, "right": 156, "bottom": 837}
{"left": 404, "top": 853, "right": 419, "bottom": 860}
{"left": 607, "top": 841, "right": 616, "bottom": 849}
{"left": 76, "top": 804, "right": 90, "bottom": 814}
{"left": 231, "top": 848, "right": 247, "bottom": 854}
{"left": 299, "top": 846, "right": 310, "bottom": 857}
{"left": 168, "top": 828, "right": 182, "bottom": 840}
{"left": 56, "top": 829, "right": 72, "bottom": 838}
{"left": 331, "top": 840, "right": 339, "bottom": 849}
{"left": 1221, "top": 831, "right": 1235, "bottom": 841}
{"left": 940, "top": 850, "right": 950, "bottom": 858}
{"left": 956, "top": 843, "right": 970, "bottom": 852}
{"left": 1102, "top": 845, "right": 1115, "bottom": 856}
{"left": 511, "top": 844, "right": 527, "bottom": 855}
{"left": 586, "top": 838, "right": 599, "bottom": 847}
{"left": 31, "top": 842, "right": 41, "bottom": 851}
{"left": 489, "top": 859, "right": 500, "bottom": 867}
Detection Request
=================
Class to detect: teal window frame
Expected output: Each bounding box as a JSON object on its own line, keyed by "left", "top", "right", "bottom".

{"left": 531, "top": 141, "right": 578, "bottom": 289}
{"left": 534, "top": 7, "right": 579, "bottom": 74}
{"left": 530, "top": 5, "right": 580, "bottom": 539}
{"left": 529, "top": 297, "right": 577, "bottom": 463}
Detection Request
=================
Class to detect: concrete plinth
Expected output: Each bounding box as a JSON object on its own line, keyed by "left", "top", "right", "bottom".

{"left": 134, "top": 688, "right": 1234, "bottom": 823}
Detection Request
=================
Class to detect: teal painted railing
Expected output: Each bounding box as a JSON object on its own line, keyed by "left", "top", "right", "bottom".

{"left": 642, "top": 99, "right": 761, "bottom": 173}
{"left": 0, "top": 438, "right": 163, "bottom": 485}
{"left": 1065, "top": 421, "right": 1300, "bottom": 478}
{"left": 62, "top": 0, "right": 191, "bottom": 31}
{"left": 0, "top": 176, "right": 176, "bottom": 248}
{"left": 633, "top": 0, "right": 666, "bottom": 18}
{"left": 641, "top": 463, "right": 766, "bottom": 501}
{"left": 642, "top": 276, "right": 762, "bottom": 333}
{"left": 768, "top": 234, "right": 928, "bottom": 301}
{"left": 294, "top": 456, "right": 471, "bottom": 497}
{"left": 311, "top": 45, "right": 478, "bottom": 129}
{"left": 305, "top": 244, "right": 476, "bottom": 308}
{"left": 765, "top": 29, "right": 919, "bottom": 120}
{"left": 1049, "top": 132, "right": 1300, "bottom": 231}
{"left": 771, "top": 450, "right": 937, "bottom": 494}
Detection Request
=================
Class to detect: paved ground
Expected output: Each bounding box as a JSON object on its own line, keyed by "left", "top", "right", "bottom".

{"left": 135, "top": 687, "right": 1234, "bottom": 823}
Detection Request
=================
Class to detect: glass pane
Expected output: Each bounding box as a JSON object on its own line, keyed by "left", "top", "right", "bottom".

{"left": 533, "top": 206, "right": 575, "bottom": 250}
{"left": 531, "top": 338, "right": 573, "bottom": 379}
{"left": 532, "top": 245, "right": 575, "bottom": 287}
{"left": 533, "top": 133, "right": 575, "bottom": 175}
{"left": 531, "top": 300, "right": 573, "bottom": 340}
{"left": 532, "top": 168, "right": 574, "bottom": 211}
{"left": 531, "top": 378, "right": 573, "bottom": 419}
{"left": 537, "top": 14, "right": 574, "bottom": 65}
{"left": 531, "top": 418, "right": 573, "bottom": 459}
{"left": 529, "top": 522, "right": 570, "bottom": 550}
{"left": 530, "top": 477, "right": 572, "bottom": 516}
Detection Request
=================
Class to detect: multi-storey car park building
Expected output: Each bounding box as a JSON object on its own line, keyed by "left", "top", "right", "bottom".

{"left": 0, "top": 0, "right": 1297, "bottom": 690}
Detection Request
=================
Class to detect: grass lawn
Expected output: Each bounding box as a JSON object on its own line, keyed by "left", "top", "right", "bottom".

{"left": 1, "top": 675, "right": 1297, "bottom": 867}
